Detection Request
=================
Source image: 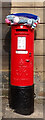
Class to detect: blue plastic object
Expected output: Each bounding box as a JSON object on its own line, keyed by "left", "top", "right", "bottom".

{"left": 10, "top": 13, "right": 38, "bottom": 20}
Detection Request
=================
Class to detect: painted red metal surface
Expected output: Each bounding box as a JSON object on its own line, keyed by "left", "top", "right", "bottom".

{"left": 11, "top": 24, "right": 34, "bottom": 86}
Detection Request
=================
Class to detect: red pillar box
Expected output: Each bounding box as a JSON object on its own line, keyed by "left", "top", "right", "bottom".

{"left": 11, "top": 24, "right": 34, "bottom": 115}
{"left": 5, "top": 13, "right": 40, "bottom": 115}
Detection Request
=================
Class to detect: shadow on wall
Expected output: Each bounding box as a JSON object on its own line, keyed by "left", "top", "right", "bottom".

{"left": 3, "top": 27, "right": 11, "bottom": 104}
{"left": 3, "top": 28, "right": 11, "bottom": 53}
{"left": 34, "top": 30, "right": 37, "bottom": 40}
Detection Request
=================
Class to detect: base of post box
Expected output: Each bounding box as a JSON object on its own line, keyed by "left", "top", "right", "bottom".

{"left": 9, "top": 85, "right": 34, "bottom": 115}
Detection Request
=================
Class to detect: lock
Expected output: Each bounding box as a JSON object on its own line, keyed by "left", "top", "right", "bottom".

{"left": 29, "top": 52, "right": 31, "bottom": 56}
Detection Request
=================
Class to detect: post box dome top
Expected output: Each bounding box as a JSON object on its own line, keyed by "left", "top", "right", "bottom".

{"left": 5, "top": 13, "right": 40, "bottom": 29}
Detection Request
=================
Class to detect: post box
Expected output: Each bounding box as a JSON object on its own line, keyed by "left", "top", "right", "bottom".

{"left": 10, "top": 24, "right": 34, "bottom": 115}
{"left": 5, "top": 13, "right": 40, "bottom": 115}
